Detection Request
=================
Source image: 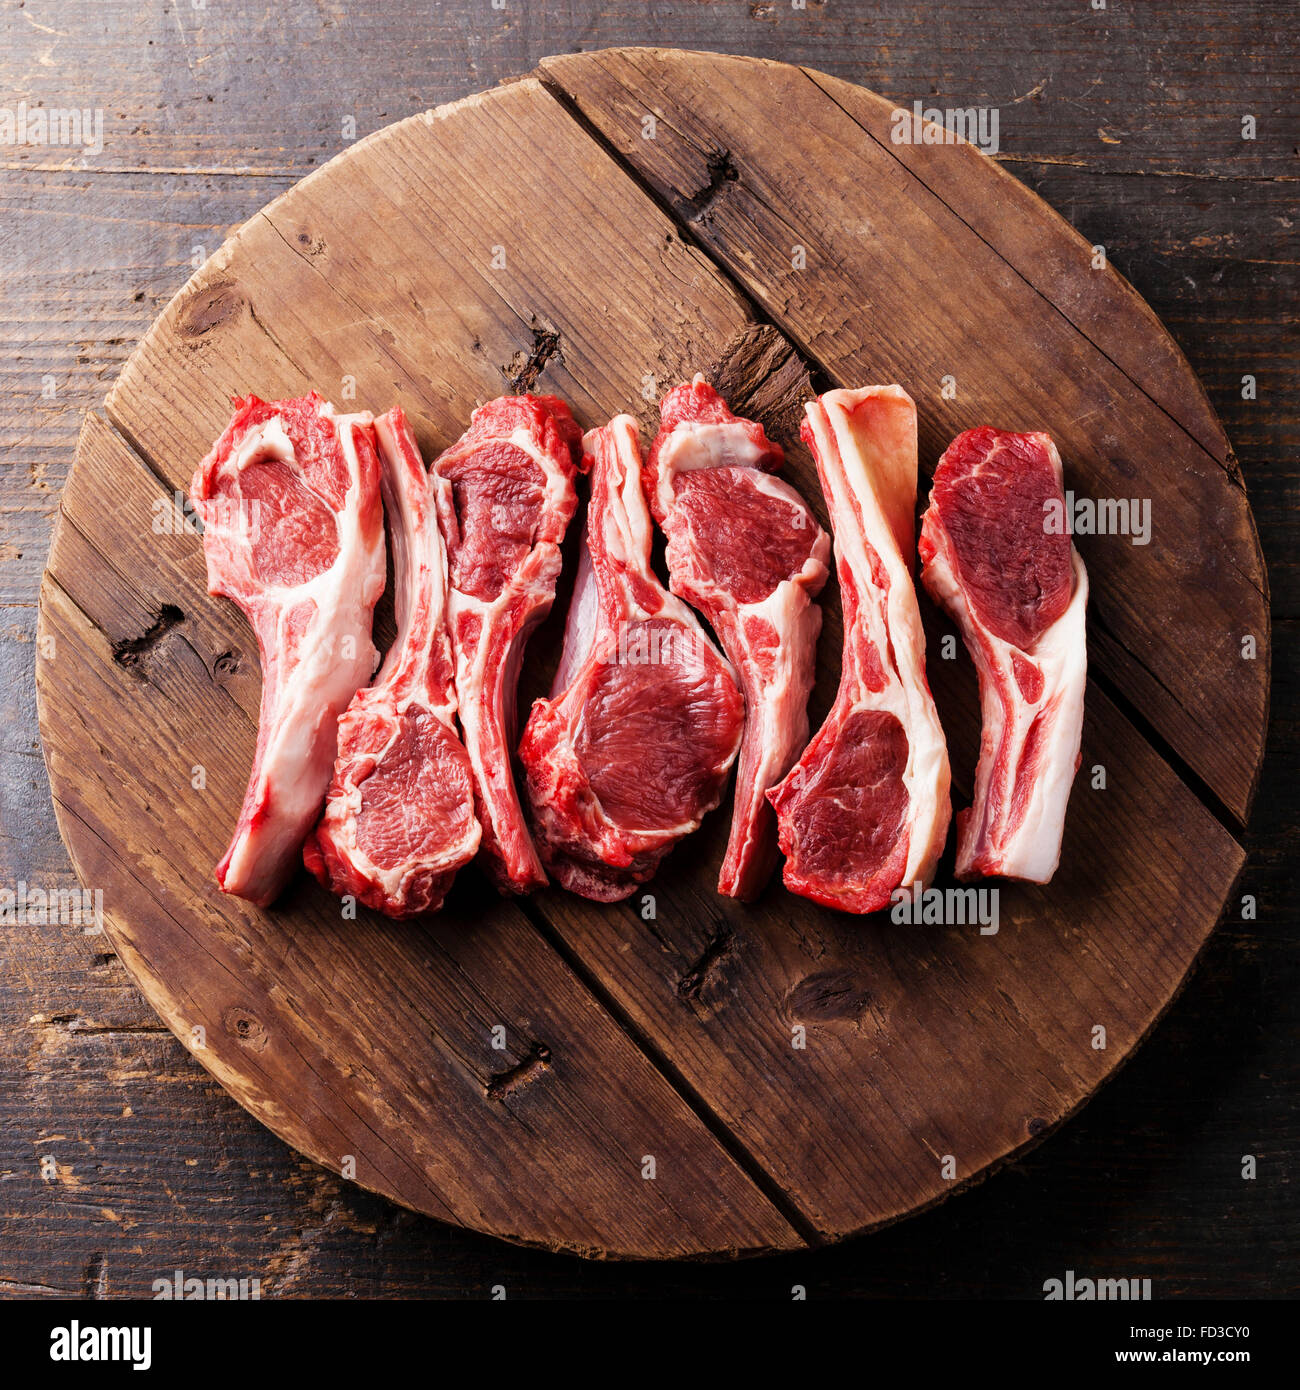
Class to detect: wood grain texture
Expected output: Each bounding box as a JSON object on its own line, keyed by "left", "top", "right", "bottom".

{"left": 526, "top": 311, "right": 1250, "bottom": 1235}
{"left": 3, "top": 2, "right": 1295, "bottom": 179}
{"left": 35, "top": 411, "right": 801, "bottom": 1259}
{"left": 539, "top": 46, "right": 1270, "bottom": 822}
{"left": 3, "top": 0, "right": 1295, "bottom": 1298}
{"left": 31, "top": 52, "right": 1264, "bottom": 1258}
{"left": 102, "top": 78, "right": 752, "bottom": 489}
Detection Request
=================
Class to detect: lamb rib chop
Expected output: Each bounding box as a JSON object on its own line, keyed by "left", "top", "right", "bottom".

{"left": 767, "top": 386, "right": 951, "bottom": 914}
{"left": 304, "top": 408, "right": 481, "bottom": 917}
{"left": 919, "top": 427, "right": 1088, "bottom": 883}
{"left": 645, "top": 377, "right": 831, "bottom": 901}
{"left": 520, "top": 415, "right": 745, "bottom": 902}
{"left": 430, "top": 395, "right": 584, "bottom": 894}
{"left": 190, "top": 391, "right": 386, "bottom": 907}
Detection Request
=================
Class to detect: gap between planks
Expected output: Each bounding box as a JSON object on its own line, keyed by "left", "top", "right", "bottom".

{"left": 800, "top": 66, "right": 1255, "bottom": 498}
{"left": 530, "top": 66, "right": 1258, "bottom": 839}
{"left": 70, "top": 370, "right": 1247, "bottom": 1243}
{"left": 537, "top": 59, "right": 1250, "bottom": 499}
{"left": 41, "top": 445, "right": 818, "bottom": 1245}
{"left": 56, "top": 60, "right": 1260, "bottom": 1233}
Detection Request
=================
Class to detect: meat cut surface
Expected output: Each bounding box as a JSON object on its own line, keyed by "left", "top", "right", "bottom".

{"left": 919, "top": 427, "right": 1088, "bottom": 882}
{"left": 190, "top": 392, "right": 386, "bottom": 906}
{"left": 304, "top": 408, "right": 480, "bottom": 917}
{"left": 520, "top": 415, "right": 745, "bottom": 902}
{"left": 767, "top": 386, "right": 951, "bottom": 914}
{"left": 646, "top": 377, "right": 831, "bottom": 900}
{"left": 431, "top": 395, "right": 584, "bottom": 893}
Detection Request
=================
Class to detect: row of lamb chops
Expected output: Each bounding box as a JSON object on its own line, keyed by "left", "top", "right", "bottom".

{"left": 190, "top": 377, "right": 1087, "bottom": 918}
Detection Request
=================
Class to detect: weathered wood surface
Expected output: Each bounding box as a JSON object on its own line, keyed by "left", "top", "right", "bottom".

{"left": 541, "top": 47, "right": 1268, "bottom": 820}
{"left": 2, "top": 0, "right": 1295, "bottom": 1297}
{"left": 32, "top": 52, "right": 1263, "bottom": 1256}
{"left": 42, "top": 419, "right": 803, "bottom": 1260}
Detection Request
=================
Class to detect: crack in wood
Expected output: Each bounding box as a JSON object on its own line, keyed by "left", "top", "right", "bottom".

{"left": 993, "top": 153, "right": 1300, "bottom": 182}
{"left": 34, "top": 1011, "right": 171, "bottom": 1037}
{"left": 0, "top": 1277, "right": 72, "bottom": 1296}
{"left": 677, "top": 926, "right": 735, "bottom": 1003}
{"left": 674, "top": 146, "right": 738, "bottom": 223}
{"left": 503, "top": 322, "right": 562, "bottom": 393}
{"left": 81, "top": 1251, "right": 107, "bottom": 1299}
{"left": 246, "top": 299, "right": 313, "bottom": 379}
{"left": 110, "top": 603, "right": 183, "bottom": 670}
{"left": 485, "top": 1041, "right": 552, "bottom": 1101}
{"left": 97, "top": 411, "right": 180, "bottom": 502}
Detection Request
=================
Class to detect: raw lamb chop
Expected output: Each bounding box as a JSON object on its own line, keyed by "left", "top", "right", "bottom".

{"left": 767, "top": 386, "right": 951, "bottom": 914}
{"left": 519, "top": 415, "right": 746, "bottom": 902}
{"left": 304, "top": 408, "right": 480, "bottom": 917}
{"left": 919, "top": 427, "right": 1088, "bottom": 882}
{"left": 645, "top": 377, "right": 831, "bottom": 901}
{"left": 431, "top": 395, "right": 584, "bottom": 893}
{"left": 190, "top": 391, "right": 386, "bottom": 907}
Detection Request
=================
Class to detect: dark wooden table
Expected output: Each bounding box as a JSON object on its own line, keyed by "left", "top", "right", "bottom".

{"left": 2, "top": 0, "right": 1295, "bottom": 1298}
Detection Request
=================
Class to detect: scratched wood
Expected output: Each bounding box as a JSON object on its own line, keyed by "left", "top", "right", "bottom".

{"left": 26, "top": 47, "right": 1277, "bottom": 1264}
{"left": 539, "top": 47, "right": 1270, "bottom": 823}
{"left": 35, "top": 412, "right": 799, "bottom": 1259}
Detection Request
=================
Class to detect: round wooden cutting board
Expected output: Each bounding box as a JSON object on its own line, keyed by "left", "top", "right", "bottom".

{"left": 36, "top": 49, "right": 1269, "bottom": 1259}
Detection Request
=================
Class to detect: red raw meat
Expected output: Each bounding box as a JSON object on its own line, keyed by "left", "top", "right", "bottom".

{"left": 645, "top": 377, "right": 831, "bottom": 900}
{"left": 919, "top": 427, "right": 1088, "bottom": 882}
{"left": 431, "top": 395, "right": 584, "bottom": 893}
{"left": 767, "top": 386, "right": 951, "bottom": 914}
{"left": 520, "top": 415, "right": 746, "bottom": 901}
{"left": 304, "top": 408, "right": 480, "bottom": 916}
{"left": 190, "top": 392, "right": 386, "bottom": 906}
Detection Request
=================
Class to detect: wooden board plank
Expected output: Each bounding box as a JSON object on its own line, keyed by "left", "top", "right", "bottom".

{"left": 799, "top": 67, "right": 1231, "bottom": 463}
{"left": 521, "top": 347, "right": 1249, "bottom": 1235}
{"left": 34, "top": 412, "right": 802, "bottom": 1259}
{"left": 102, "top": 79, "right": 753, "bottom": 488}
{"left": 4, "top": 1, "right": 1296, "bottom": 181}
{"left": 538, "top": 47, "right": 1270, "bottom": 822}
{"left": 32, "top": 51, "right": 1267, "bottom": 1259}
{"left": 4, "top": 4, "right": 1295, "bottom": 1300}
